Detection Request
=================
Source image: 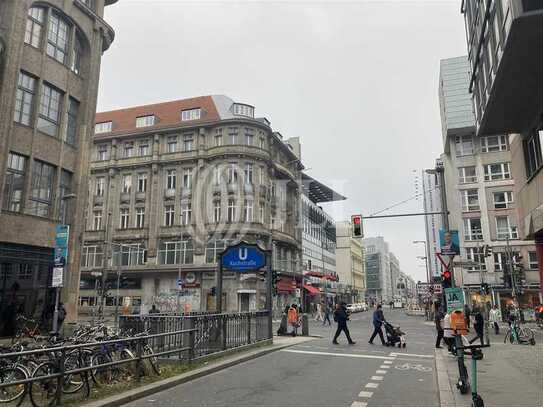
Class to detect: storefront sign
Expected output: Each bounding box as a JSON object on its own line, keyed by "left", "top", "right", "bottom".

{"left": 445, "top": 287, "right": 464, "bottom": 313}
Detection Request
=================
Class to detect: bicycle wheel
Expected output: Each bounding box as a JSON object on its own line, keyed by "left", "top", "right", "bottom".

{"left": 116, "top": 349, "right": 136, "bottom": 380}
{"left": 90, "top": 353, "right": 115, "bottom": 386}
{"left": 143, "top": 345, "right": 160, "bottom": 375}
{"left": 29, "top": 362, "right": 59, "bottom": 407}
{"left": 0, "top": 365, "right": 28, "bottom": 403}
{"left": 62, "top": 351, "right": 87, "bottom": 395}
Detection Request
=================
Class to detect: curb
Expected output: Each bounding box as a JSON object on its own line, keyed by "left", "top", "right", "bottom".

{"left": 434, "top": 348, "right": 456, "bottom": 407}
{"left": 84, "top": 337, "right": 314, "bottom": 407}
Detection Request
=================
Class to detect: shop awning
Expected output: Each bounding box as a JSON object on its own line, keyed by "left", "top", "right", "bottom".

{"left": 304, "top": 284, "right": 320, "bottom": 296}
{"left": 277, "top": 278, "right": 297, "bottom": 294}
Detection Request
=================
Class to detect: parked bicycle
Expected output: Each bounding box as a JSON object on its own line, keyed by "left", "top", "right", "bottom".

{"left": 503, "top": 320, "right": 535, "bottom": 345}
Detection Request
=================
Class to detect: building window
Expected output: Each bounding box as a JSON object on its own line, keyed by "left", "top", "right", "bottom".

{"left": 95, "top": 121, "right": 112, "bottom": 134}
{"left": 183, "top": 168, "right": 192, "bottom": 189}
{"left": 97, "top": 144, "right": 108, "bottom": 161}
{"left": 138, "top": 140, "right": 150, "bottom": 156}
{"left": 227, "top": 199, "right": 236, "bottom": 222}
{"left": 215, "top": 128, "right": 223, "bottom": 147}
{"left": 228, "top": 163, "right": 238, "bottom": 184}
{"left": 463, "top": 218, "right": 483, "bottom": 241}
{"left": 95, "top": 177, "right": 105, "bottom": 197}
{"left": 213, "top": 201, "right": 221, "bottom": 223}
{"left": 81, "top": 0, "right": 96, "bottom": 10}
{"left": 496, "top": 216, "right": 518, "bottom": 240}
{"left": 167, "top": 136, "right": 177, "bottom": 153}
{"left": 259, "top": 137, "right": 265, "bottom": 149}
{"left": 71, "top": 32, "right": 84, "bottom": 75}
{"left": 458, "top": 166, "right": 477, "bottom": 184}
{"left": 455, "top": 135, "right": 474, "bottom": 156}
{"left": 259, "top": 202, "right": 265, "bottom": 223}
{"left": 183, "top": 133, "right": 193, "bottom": 151}
{"left": 81, "top": 245, "right": 103, "bottom": 269}
{"left": 123, "top": 142, "right": 134, "bottom": 158}
{"left": 245, "top": 128, "right": 254, "bottom": 146}
{"left": 233, "top": 104, "right": 254, "bottom": 117}
{"left": 122, "top": 174, "right": 132, "bottom": 194}
{"left": 164, "top": 205, "right": 175, "bottom": 227}
{"left": 65, "top": 97, "right": 79, "bottom": 146}
{"left": 229, "top": 127, "right": 238, "bottom": 144}
{"left": 493, "top": 252, "right": 505, "bottom": 272}
{"left": 137, "top": 173, "right": 147, "bottom": 193}
{"left": 481, "top": 135, "right": 508, "bottom": 152}
{"left": 466, "top": 247, "right": 486, "bottom": 271}
{"left": 92, "top": 210, "right": 102, "bottom": 230}
{"left": 37, "top": 83, "right": 62, "bottom": 137}
{"left": 113, "top": 243, "right": 147, "bottom": 266}
{"left": 14, "top": 71, "right": 36, "bottom": 126}
{"left": 213, "top": 165, "right": 222, "bottom": 185}
{"left": 205, "top": 240, "right": 230, "bottom": 263}
{"left": 135, "top": 208, "right": 145, "bottom": 228}
{"left": 18, "top": 264, "right": 33, "bottom": 280}
{"left": 181, "top": 203, "right": 192, "bottom": 225}
{"left": 483, "top": 162, "right": 511, "bottom": 181}
{"left": 158, "top": 241, "right": 194, "bottom": 265}
{"left": 47, "top": 12, "right": 70, "bottom": 64}
{"left": 461, "top": 189, "right": 479, "bottom": 212}
{"left": 528, "top": 252, "right": 538, "bottom": 270}
{"left": 2, "top": 153, "right": 26, "bottom": 212}
{"left": 119, "top": 208, "right": 130, "bottom": 229}
{"left": 493, "top": 191, "right": 513, "bottom": 209}
{"left": 166, "top": 169, "right": 176, "bottom": 190}
{"left": 136, "top": 115, "right": 155, "bottom": 128}
{"left": 25, "top": 7, "right": 45, "bottom": 48}
{"left": 26, "top": 160, "right": 55, "bottom": 217}
{"left": 244, "top": 200, "right": 253, "bottom": 222}
{"left": 244, "top": 163, "right": 253, "bottom": 184}
{"left": 181, "top": 108, "right": 201, "bottom": 121}
{"left": 523, "top": 125, "right": 543, "bottom": 179}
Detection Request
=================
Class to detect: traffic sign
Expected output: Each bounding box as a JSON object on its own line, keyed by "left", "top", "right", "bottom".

{"left": 177, "top": 278, "right": 184, "bottom": 289}
{"left": 433, "top": 284, "right": 443, "bottom": 294}
{"left": 221, "top": 242, "right": 266, "bottom": 272}
{"left": 444, "top": 288, "right": 464, "bottom": 313}
{"left": 52, "top": 267, "right": 64, "bottom": 288}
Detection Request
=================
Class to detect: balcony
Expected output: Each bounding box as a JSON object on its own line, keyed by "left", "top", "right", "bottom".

{"left": 135, "top": 192, "right": 146, "bottom": 202}
{"left": 164, "top": 188, "right": 176, "bottom": 200}
{"left": 119, "top": 193, "right": 130, "bottom": 204}
{"left": 475, "top": 6, "right": 543, "bottom": 134}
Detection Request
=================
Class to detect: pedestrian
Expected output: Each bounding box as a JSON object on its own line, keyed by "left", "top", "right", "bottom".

{"left": 323, "top": 302, "right": 332, "bottom": 326}
{"left": 464, "top": 304, "right": 471, "bottom": 329}
{"left": 389, "top": 300, "right": 394, "bottom": 310}
{"left": 149, "top": 304, "right": 160, "bottom": 314}
{"left": 489, "top": 305, "right": 501, "bottom": 335}
{"left": 434, "top": 303, "right": 445, "bottom": 349}
{"left": 443, "top": 312, "right": 454, "bottom": 352}
{"left": 332, "top": 303, "right": 355, "bottom": 345}
{"left": 57, "top": 302, "right": 67, "bottom": 333}
{"left": 369, "top": 304, "right": 386, "bottom": 345}
{"left": 315, "top": 302, "right": 323, "bottom": 322}
{"left": 469, "top": 308, "right": 485, "bottom": 346}
{"left": 287, "top": 304, "right": 299, "bottom": 337}
{"left": 535, "top": 303, "right": 543, "bottom": 328}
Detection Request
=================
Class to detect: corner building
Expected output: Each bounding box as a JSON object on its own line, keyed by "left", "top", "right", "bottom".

{"left": 80, "top": 95, "right": 302, "bottom": 315}
{"left": 0, "top": 0, "right": 116, "bottom": 330}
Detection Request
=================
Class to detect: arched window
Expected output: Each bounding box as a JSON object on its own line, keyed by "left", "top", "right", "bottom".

{"left": 71, "top": 31, "right": 84, "bottom": 75}
{"left": 25, "top": 6, "right": 45, "bottom": 48}
{"left": 46, "top": 11, "right": 70, "bottom": 64}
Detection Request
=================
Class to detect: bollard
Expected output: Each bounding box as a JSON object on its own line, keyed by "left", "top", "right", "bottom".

{"left": 301, "top": 313, "right": 309, "bottom": 336}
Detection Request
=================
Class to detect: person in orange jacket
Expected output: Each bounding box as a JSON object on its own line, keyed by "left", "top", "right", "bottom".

{"left": 287, "top": 304, "right": 299, "bottom": 337}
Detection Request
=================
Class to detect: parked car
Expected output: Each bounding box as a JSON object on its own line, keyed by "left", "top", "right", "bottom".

{"left": 359, "top": 302, "right": 369, "bottom": 312}
{"left": 346, "top": 304, "right": 358, "bottom": 313}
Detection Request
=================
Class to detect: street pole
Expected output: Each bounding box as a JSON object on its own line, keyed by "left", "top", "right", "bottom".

{"left": 52, "top": 282, "right": 61, "bottom": 334}
{"left": 266, "top": 252, "right": 273, "bottom": 339}
{"left": 115, "top": 260, "right": 121, "bottom": 329}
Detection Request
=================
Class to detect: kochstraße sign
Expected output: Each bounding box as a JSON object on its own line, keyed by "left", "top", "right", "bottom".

{"left": 221, "top": 242, "right": 267, "bottom": 272}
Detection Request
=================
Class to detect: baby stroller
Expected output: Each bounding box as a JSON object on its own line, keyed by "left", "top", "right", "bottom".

{"left": 384, "top": 321, "right": 406, "bottom": 348}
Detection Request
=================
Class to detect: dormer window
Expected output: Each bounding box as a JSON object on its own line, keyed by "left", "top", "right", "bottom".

{"left": 181, "top": 108, "right": 201, "bottom": 121}
{"left": 233, "top": 103, "right": 254, "bottom": 118}
{"left": 136, "top": 115, "right": 155, "bottom": 128}
{"left": 95, "top": 121, "right": 112, "bottom": 134}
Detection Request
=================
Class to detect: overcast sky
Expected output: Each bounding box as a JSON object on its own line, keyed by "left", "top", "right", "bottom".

{"left": 98, "top": 0, "right": 467, "bottom": 283}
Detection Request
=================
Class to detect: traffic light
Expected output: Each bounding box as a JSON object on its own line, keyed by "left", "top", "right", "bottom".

{"left": 480, "top": 282, "right": 489, "bottom": 295}
{"left": 351, "top": 215, "right": 363, "bottom": 238}
{"left": 442, "top": 270, "right": 452, "bottom": 288}
{"left": 210, "top": 286, "right": 216, "bottom": 296}
{"left": 272, "top": 270, "right": 278, "bottom": 292}
{"left": 484, "top": 245, "right": 493, "bottom": 258}
{"left": 500, "top": 272, "right": 512, "bottom": 289}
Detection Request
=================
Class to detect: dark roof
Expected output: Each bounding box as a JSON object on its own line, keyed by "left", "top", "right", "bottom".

{"left": 302, "top": 173, "right": 346, "bottom": 203}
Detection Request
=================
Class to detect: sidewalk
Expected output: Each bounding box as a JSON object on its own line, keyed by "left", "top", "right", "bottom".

{"left": 436, "top": 328, "right": 543, "bottom": 407}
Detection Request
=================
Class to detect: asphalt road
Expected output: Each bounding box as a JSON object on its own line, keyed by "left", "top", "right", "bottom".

{"left": 130, "top": 309, "right": 439, "bottom": 407}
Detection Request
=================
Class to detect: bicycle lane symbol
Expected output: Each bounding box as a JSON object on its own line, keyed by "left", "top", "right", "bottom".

{"left": 394, "top": 363, "right": 433, "bottom": 373}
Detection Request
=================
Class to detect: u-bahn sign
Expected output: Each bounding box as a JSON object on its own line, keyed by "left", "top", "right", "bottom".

{"left": 221, "top": 242, "right": 266, "bottom": 272}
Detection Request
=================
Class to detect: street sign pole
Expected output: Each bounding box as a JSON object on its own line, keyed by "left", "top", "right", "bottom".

{"left": 217, "top": 259, "right": 223, "bottom": 314}
{"left": 266, "top": 252, "right": 273, "bottom": 339}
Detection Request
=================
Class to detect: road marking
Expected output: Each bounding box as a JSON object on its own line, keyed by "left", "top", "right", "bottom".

{"left": 380, "top": 365, "right": 390, "bottom": 369}
{"left": 376, "top": 370, "right": 387, "bottom": 374}
{"left": 358, "top": 391, "right": 373, "bottom": 398}
{"left": 389, "top": 352, "right": 434, "bottom": 359}
{"left": 384, "top": 360, "right": 393, "bottom": 364}
{"left": 351, "top": 402, "right": 367, "bottom": 407}
{"left": 280, "top": 349, "right": 396, "bottom": 360}
{"left": 371, "top": 376, "right": 383, "bottom": 381}
{"left": 365, "top": 383, "right": 379, "bottom": 388}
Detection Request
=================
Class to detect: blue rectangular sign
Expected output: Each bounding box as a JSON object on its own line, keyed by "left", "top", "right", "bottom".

{"left": 221, "top": 243, "right": 266, "bottom": 272}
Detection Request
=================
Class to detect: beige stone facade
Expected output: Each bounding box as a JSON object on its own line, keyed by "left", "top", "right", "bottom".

{"left": 0, "top": 0, "right": 116, "bottom": 328}
{"left": 335, "top": 222, "right": 365, "bottom": 302}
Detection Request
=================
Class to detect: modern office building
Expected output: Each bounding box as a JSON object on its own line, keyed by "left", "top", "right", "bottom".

{"left": 362, "top": 237, "right": 393, "bottom": 304}
{"left": 461, "top": 1, "right": 543, "bottom": 298}
{"left": 78, "top": 95, "right": 303, "bottom": 315}
{"left": 422, "top": 168, "right": 443, "bottom": 280}
{"left": 438, "top": 56, "right": 540, "bottom": 309}
{"left": 0, "top": 0, "right": 117, "bottom": 331}
{"left": 335, "top": 221, "right": 365, "bottom": 303}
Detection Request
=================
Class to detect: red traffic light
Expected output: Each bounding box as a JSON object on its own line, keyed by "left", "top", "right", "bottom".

{"left": 442, "top": 271, "right": 451, "bottom": 279}
{"left": 352, "top": 215, "right": 361, "bottom": 225}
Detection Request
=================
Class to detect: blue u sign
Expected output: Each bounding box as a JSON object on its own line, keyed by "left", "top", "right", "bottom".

{"left": 221, "top": 242, "right": 266, "bottom": 272}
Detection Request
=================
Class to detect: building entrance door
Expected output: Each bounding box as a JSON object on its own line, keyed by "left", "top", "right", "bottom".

{"left": 239, "top": 293, "right": 250, "bottom": 312}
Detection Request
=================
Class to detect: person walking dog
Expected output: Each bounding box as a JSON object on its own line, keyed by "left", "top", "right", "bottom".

{"left": 332, "top": 303, "right": 355, "bottom": 345}
{"left": 369, "top": 304, "right": 386, "bottom": 345}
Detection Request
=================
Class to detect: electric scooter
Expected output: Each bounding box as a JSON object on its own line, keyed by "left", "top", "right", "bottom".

{"left": 457, "top": 343, "right": 491, "bottom": 407}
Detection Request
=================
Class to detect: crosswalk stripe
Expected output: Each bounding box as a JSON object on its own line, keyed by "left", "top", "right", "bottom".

{"left": 376, "top": 370, "right": 387, "bottom": 374}
{"left": 280, "top": 349, "right": 396, "bottom": 360}
{"left": 351, "top": 402, "right": 368, "bottom": 407}
{"left": 358, "top": 391, "right": 373, "bottom": 398}
{"left": 365, "top": 383, "right": 379, "bottom": 388}
{"left": 389, "top": 352, "right": 434, "bottom": 359}
{"left": 380, "top": 365, "right": 390, "bottom": 369}
{"left": 371, "top": 376, "right": 383, "bottom": 381}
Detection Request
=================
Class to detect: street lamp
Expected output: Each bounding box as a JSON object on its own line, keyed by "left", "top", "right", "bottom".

{"left": 413, "top": 240, "right": 430, "bottom": 284}
{"left": 52, "top": 193, "right": 77, "bottom": 335}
